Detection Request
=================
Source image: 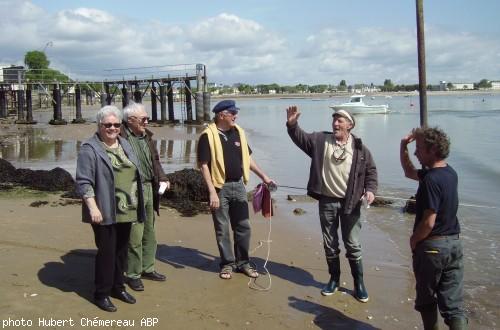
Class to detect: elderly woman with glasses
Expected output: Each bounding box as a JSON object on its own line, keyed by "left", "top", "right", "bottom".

{"left": 76, "top": 105, "right": 146, "bottom": 312}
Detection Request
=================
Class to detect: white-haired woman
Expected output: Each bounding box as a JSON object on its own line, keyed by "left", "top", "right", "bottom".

{"left": 76, "top": 105, "right": 145, "bottom": 312}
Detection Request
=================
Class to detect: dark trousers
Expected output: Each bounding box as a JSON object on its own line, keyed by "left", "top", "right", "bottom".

{"left": 92, "top": 222, "right": 132, "bottom": 299}
{"left": 211, "top": 180, "right": 251, "bottom": 269}
{"left": 413, "top": 235, "right": 466, "bottom": 323}
{"left": 318, "top": 196, "right": 362, "bottom": 262}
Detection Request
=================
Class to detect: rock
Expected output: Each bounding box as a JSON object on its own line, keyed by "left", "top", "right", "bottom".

{"left": 16, "top": 167, "right": 75, "bottom": 192}
{"left": 163, "top": 168, "right": 208, "bottom": 202}
{"left": 293, "top": 208, "right": 306, "bottom": 215}
{"left": 403, "top": 196, "right": 416, "bottom": 214}
{"left": 30, "top": 201, "right": 49, "bottom": 207}
{"left": 0, "top": 158, "right": 16, "bottom": 182}
{"left": 0, "top": 159, "right": 75, "bottom": 192}
{"left": 287, "top": 194, "right": 315, "bottom": 202}
{"left": 161, "top": 168, "right": 209, "bottom": 216}
{"left": 371, "top": 197, "right": 393, "bottom": 207}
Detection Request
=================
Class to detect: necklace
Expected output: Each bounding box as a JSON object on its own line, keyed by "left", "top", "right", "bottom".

{"left": 331, "top": 135, "right": 350, "bottom": 162}
{"left": 332, "top": 144, "right": 347, "bottom": 162}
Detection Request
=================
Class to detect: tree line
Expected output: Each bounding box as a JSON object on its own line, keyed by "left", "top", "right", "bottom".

{"left": 22, "top": 50, "right": 494, "bottom": 94}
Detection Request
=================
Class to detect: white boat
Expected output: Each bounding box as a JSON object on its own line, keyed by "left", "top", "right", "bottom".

{"left": 329, "top": 95, "right": 390, "bottom": 114}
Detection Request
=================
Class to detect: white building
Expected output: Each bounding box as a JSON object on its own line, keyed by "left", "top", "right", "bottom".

{"left": 490, "top": 81, "right": 500, "bottom": 90}
{"left": 452, "top": 83, "right": 474, "bottom": 90}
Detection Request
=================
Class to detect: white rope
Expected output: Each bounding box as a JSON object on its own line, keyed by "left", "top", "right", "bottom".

{"left": 279, "top": 185, "right": 498, "bottom": 210}
{"left": 375, "top": 194, "right": 499, "bottom": 209}
{"left": 248, "top": 186, "right": 274, "bottom": 291}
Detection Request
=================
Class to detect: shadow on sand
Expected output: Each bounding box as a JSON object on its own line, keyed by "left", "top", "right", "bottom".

{"left": 288, "top": 296, "right": 380, "bottom": 330}
{"left": 156, "top": 244, "right": 323, "bottom": 289}
{"left": 37, "top": 249, "right": 95, "bottom": 304}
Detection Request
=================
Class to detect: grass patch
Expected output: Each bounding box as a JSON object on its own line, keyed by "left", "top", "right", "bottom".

{"left": 0, "top": 185, "right": 53, "bottom": 199}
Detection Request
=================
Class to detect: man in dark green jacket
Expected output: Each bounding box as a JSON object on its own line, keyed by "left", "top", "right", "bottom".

{"left": 121, "top": 102, "right": 170, "bottom": 292}
{"left": 286, "top": 106, "right": 377, "bottom": 303}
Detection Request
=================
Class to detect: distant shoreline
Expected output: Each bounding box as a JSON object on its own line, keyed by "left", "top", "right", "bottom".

{"left": 211, "top": 89, "right": 500, "bottom": 100}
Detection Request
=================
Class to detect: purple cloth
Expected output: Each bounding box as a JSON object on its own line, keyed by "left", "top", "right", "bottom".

{"left": 253, "top": 183, "right": 265, "bottom": 213}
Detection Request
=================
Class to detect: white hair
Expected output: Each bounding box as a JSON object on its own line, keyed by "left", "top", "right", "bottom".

{"left": 96, "top": 105, "right": 122, "bottom": 126}
{"left": 123, "top": 101, "right": 146, "bottom": 121}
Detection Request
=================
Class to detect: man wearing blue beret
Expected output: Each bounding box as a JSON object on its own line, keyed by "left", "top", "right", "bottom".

{"left": 197, "top": 100, "right": 275, "bottom": 280}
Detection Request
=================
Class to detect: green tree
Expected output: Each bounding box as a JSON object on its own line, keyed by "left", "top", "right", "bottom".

{"left": 383, "top": 79, "right": 394, "bottom": 92}
{"left": 24, "top": 51, "right": 50, "bottom": 70}
{"left": 237, "top": 83, "right": 253, "bottom": 94}
{"left": 24, "top": 50, "right": 72, "bottom": 83}
{"left": 338, "top": 80, "right": 347, "bottom": 91}
{"left": 446, "top": 82, "right": 454, "bottom": 90}
{"left": 476, "top": 79, "right": 492, "bottom": 89}
{"left": 309, "top": 84, "right": 328, "bottom": 93}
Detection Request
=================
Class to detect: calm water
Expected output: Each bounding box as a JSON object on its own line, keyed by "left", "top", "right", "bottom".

{"left": 1, "top": 94, "right": 499, "bottom": 327}
{"left": 235, "top": 94, "right": 500, "bottom": 328}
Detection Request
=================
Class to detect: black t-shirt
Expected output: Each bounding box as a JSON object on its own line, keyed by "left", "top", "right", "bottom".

{"left": 414, "top": 165, "right": 460, "bottom": 236}
{"left": 197, "top": 127, "right": 252, "bottom": 181}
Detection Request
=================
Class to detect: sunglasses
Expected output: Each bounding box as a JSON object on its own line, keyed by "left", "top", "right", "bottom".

{"left": 101, "top": 123, "right": 121, "bottom": 128}
{"left": 130, "top": 116, "right": 150, "bottom": 123}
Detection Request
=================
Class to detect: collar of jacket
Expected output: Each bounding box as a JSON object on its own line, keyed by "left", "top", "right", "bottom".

{"left": 120, "top": 122, "right": 154, "bottom": 139}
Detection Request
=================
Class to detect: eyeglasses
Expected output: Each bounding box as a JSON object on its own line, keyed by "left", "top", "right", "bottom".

{"left": 130, "top": 116, "right": 150, "bottom": 123}
{"left": 222, "top": 111, "right": 237, "bottom": 117}
{"left": 101, "top": 123, "right": 121, "bottom": 128}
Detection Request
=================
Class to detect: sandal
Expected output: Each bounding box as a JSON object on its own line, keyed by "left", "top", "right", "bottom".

{"left": 219, "top": 266, "right": 233, "bottom": 280}
{"left": 240, "top": 265, "right": 259, "bottom": 278}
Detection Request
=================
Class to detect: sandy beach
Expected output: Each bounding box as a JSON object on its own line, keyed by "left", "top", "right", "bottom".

{"left": 0, "top": 123, "right": 425, "bottom": 329}
{"left": 0, "top": 190, "right": 427, "bottom": 330}
{"left": 2, "top": 107, "right": 492, "bottom": 329}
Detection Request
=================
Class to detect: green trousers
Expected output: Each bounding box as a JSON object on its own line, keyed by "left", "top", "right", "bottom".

{"left": 127, "top": 182, "right": 157, "bottom": 279}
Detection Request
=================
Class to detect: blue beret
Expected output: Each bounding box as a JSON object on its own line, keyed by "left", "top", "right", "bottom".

{"left": 212, "top": 100, "right": 239, "bottom": 114}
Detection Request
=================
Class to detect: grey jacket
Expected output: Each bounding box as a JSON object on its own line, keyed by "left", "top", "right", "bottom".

{"left": 76, "top": 133, "right": 146, "bottom": 225}
{"left": 287, "top": 122, "right": 378, "bottom": 214}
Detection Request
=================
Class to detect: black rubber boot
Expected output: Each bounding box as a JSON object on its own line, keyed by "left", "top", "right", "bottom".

{"left": 447, "top": 317, "right": 468, "bottom": 330}
{"left": 419, "top": 308, "right": 439, "bottom": 330}
{"left": 321, "top": 258, "right": 340, "bottom": 296}
{"left": 349, "top": 259, "right": 369, "bottom": 303}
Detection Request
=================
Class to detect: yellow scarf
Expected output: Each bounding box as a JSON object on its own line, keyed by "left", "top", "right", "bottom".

{"left": 199, "top": 123, "right": 250, "bottom": 188}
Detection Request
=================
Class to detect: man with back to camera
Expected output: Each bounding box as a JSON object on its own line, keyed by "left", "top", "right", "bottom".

{"left": 197, "top": 100, "right": 275, "bottom": 280}
{"left": 400, "top": 127, "right": 467, "bottom": 329}
{"left": 286, "top": 106, "right": 377, "bottom": 302}
{"left": 121, "top": 101, "right": 170, "bottom": 291}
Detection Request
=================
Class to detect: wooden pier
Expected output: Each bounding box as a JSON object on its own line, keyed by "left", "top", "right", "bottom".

{"left": 0, "top": 63, "right": 211, "bottom": 125}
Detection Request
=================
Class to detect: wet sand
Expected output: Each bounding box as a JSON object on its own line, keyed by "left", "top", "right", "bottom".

{"left": 0, "top": 192, "right": 427, "bottom": 329}
{"left": 1, "top": 120, "right": 480, "bottom": 329}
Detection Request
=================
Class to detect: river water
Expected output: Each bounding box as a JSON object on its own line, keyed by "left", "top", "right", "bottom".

{"left": 1, "top": 93, "right": 498, "bottom": 327}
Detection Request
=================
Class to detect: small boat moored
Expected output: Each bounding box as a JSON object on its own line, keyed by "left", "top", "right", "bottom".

{"left": 330, "top": 95, "right": 390, "bottom": 114}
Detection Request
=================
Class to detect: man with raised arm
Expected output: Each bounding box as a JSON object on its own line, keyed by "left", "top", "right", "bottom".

{"left": 400, "top": 127, "right": 467, "bottom": 329}
{"left": 286, "top": 106, "right": 377, "bottom": 302}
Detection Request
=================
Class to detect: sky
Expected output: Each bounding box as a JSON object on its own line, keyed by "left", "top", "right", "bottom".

{"left": 0, "top": 0, "right": 499, "bottom": 86}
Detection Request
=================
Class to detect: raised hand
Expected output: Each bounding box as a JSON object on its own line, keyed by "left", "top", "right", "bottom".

{"left": 286, "top": 106, "right": 301, "bottom": 126}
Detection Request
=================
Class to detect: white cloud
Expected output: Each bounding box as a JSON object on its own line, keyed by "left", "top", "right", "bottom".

{"left": 188, "top": 13, "right": 284, "bottom": 55}
{"left": 298, "top": 26, "right": 500, "bottom": 85}
{"left": 0, "top": 0, "right": 498, "bottom": 85}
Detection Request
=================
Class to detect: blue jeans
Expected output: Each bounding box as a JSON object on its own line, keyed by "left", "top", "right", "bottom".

{"left": 318, "top": 196, "right": 362, "bottom": 262}
{"left": 211, "top": 180, "right": 251, "bottom": 269}
{"left": 413, "top": 235, "right": 466, "bottom": 323}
